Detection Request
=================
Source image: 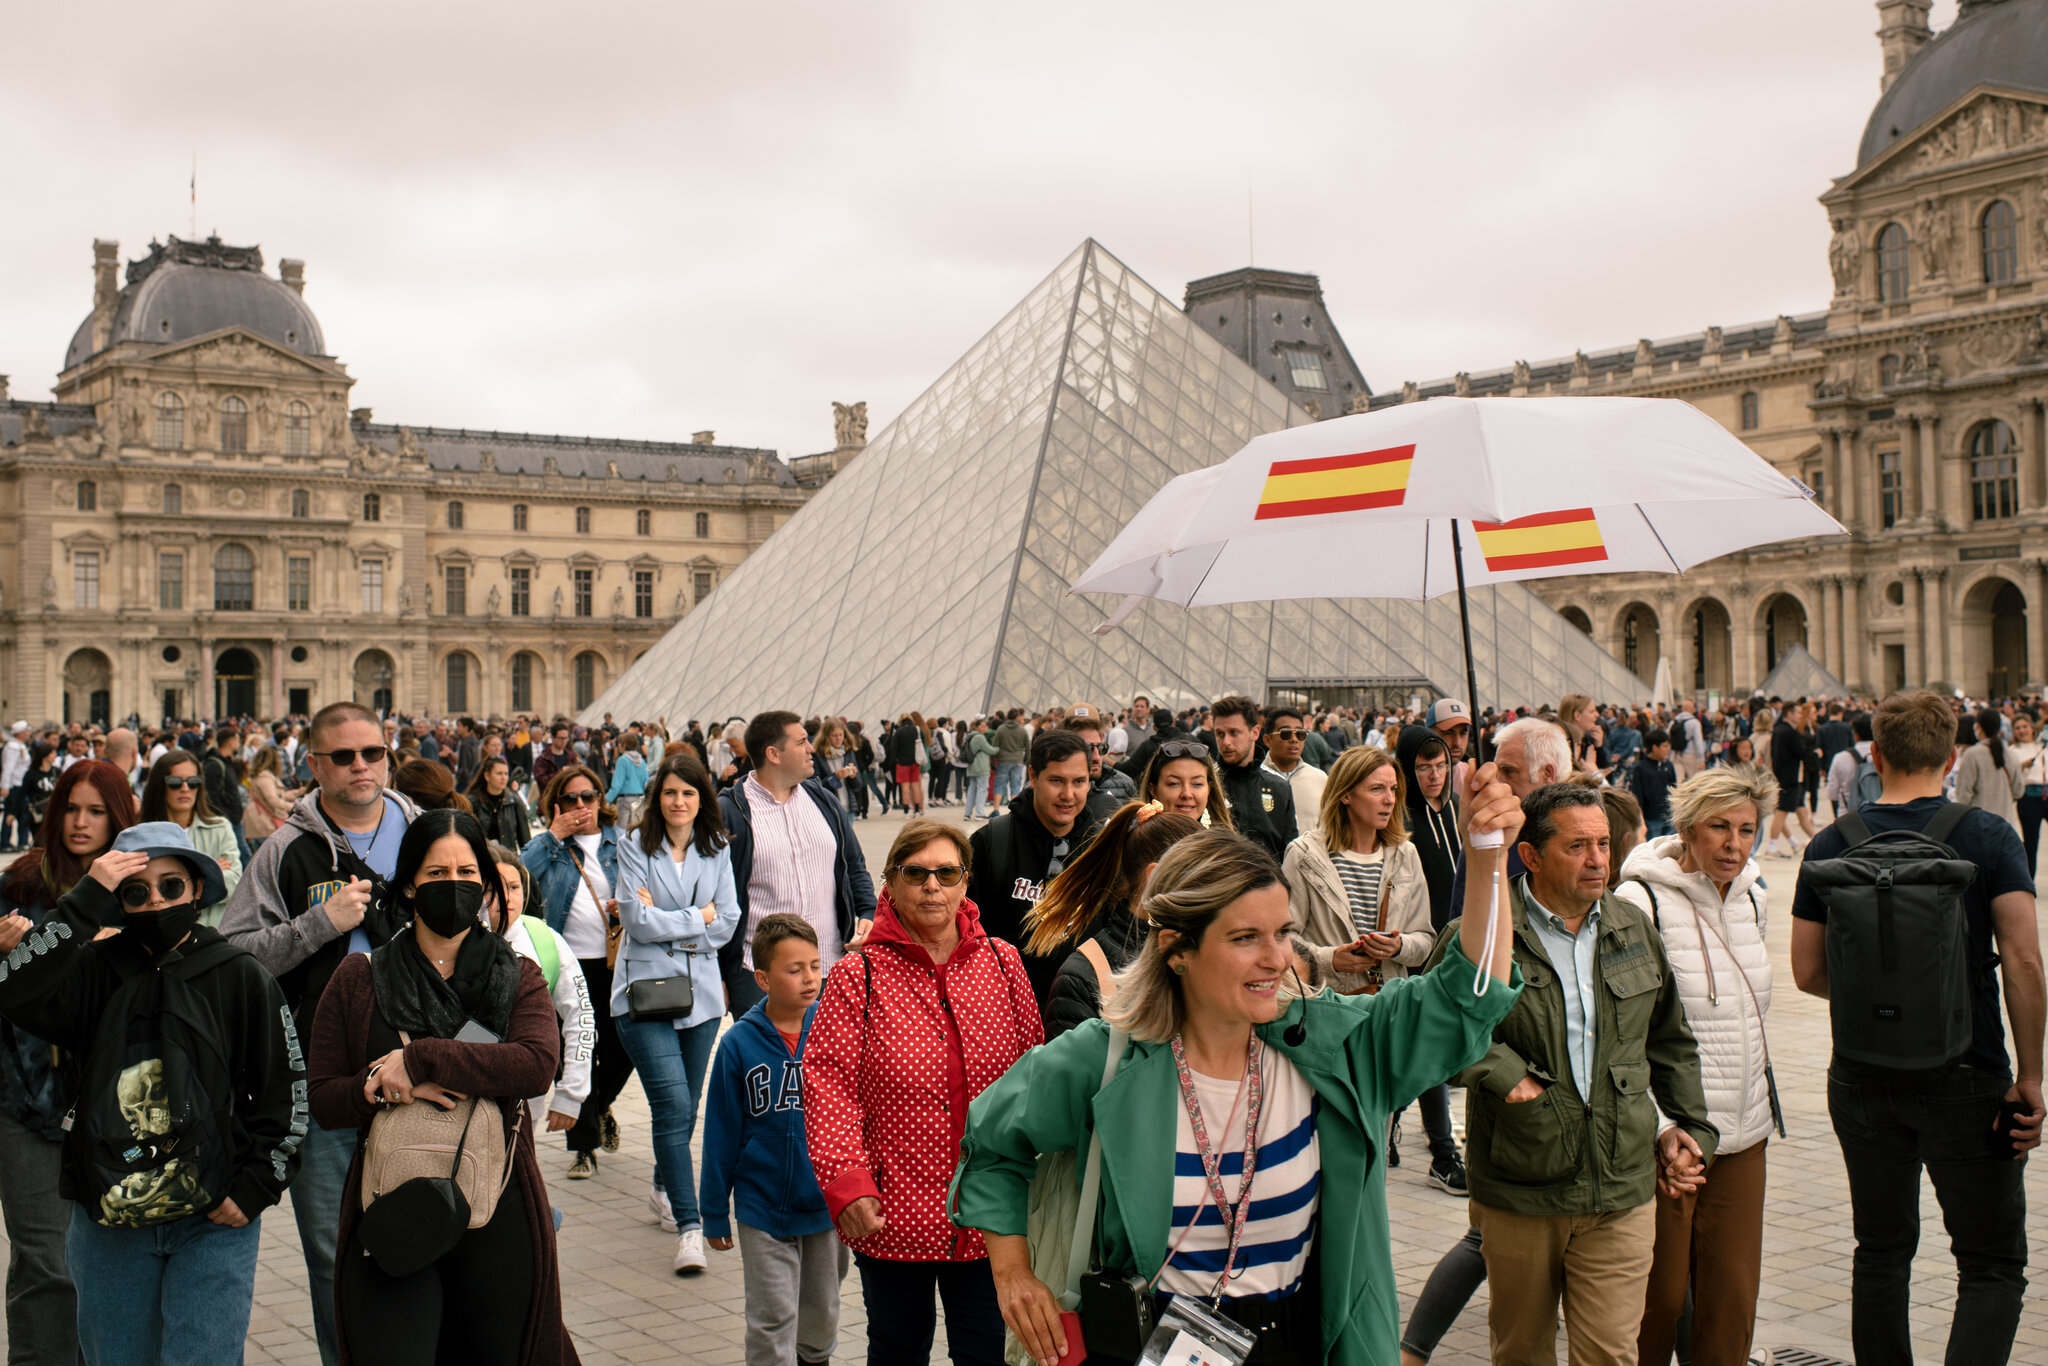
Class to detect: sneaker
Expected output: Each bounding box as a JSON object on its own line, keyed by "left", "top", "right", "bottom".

{"left": 648, "top": 1184, "right": 678, "bottom": 1233}
{"left": 1386, "top": 1116, "right": 1402, "bottom": 1169}
{"left": 566, "top": 1152, "right": 597, "bottom": 1180}
{"left": 1426, "top": 1156, "right": 1469, "bottom": 1196}
{"left": 599, "top": 1109, "right": 621, "bottom": 1153}
{"left": 674, "top": 1228, "right": 707, "bottom": 1277}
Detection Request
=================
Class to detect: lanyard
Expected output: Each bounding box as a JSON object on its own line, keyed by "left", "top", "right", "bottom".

{"left": 1167, "top": 1034, "right": 1265, "bottom": 1303}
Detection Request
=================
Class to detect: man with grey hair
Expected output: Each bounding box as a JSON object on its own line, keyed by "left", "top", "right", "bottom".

{"left": 1446, "top": 716, "right": 1572, "bottom": 912}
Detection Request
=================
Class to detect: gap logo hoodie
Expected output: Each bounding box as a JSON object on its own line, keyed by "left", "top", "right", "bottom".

{"left": 699, "top": 999, "right": 831, "bottom": 1241}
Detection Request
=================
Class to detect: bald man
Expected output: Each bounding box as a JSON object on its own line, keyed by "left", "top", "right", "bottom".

{"left": 102, "top": 728, "right": 141, "bottom": 790}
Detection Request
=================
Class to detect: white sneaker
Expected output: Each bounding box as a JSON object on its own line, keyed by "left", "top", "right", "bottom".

{"left": 648, "top": 1184, "right": 678, "bottom": 1234}
{"left": 674, "top": 1227, "right": 708, "bottom": 1276}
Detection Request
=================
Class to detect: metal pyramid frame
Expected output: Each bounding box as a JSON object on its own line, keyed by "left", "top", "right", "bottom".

{"left": 585, "top": 241, "right": 1649, "bottom": 724}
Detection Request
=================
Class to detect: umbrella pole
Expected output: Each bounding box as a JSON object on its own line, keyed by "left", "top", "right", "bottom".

{"left": 1450, "top": 519, "right": 1488, "bottom": 764}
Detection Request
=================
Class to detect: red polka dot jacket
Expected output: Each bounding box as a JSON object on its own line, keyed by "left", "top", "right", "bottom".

{"left": 803, "top": 889, "right": 1043, "bottom": 1261}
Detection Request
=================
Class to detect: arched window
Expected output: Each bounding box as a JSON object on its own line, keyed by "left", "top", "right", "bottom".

{"left": 291, "top": 488, "right": 309, "bottom": 518}
{"left": 1982, "top": 200, "right": 2018, "bottom": 286}
{"left": 636, "top": 508, "right": 651, "bottom": 536}
{"left": 155, "top": 392, "right": 184, "bottom": 449}
{"left": 510, "top": 652, "right": 535, "bottom": 711}
{"left": 76, "top": 480, "right": 97, "bottom": 511}
{"left": 163, "top": 482, "right": 182, "bottom": 515}
{"left": 1879, "top": 353, "right": 1901, "bottom": 388}
{"left": 447, "top": 500, "right": 464, "bottom": 529}
{"left": 446, "top": 654, "right": 468, "bottom": 712}
{"left": 219, "top": 395, "right": 248, "bottom": 453}
{"left": 363, "top": 492, "right": 381, "bottom": 522}
{"left": 214, "top": 543, "right": 256, "bottom": 611}
{"left": 573, "top": 652, "right": 599, "bottom": 710}
{"left": 512, "top": 503, "right": 528, "bottom": 532}
{"left": 1739, "top": 392, "right": 1759, "bottom": 431}
{"left": 694, "top": 511, "right": 709, "bottom": 538}
{"left": 1971, "top": 420, "right": 2020, "bottom": 521}
{"left": 1877, "top": 222, "right": 1910, "bottom": 302}
{"left": 575, "top": 506, "right": 591, "bottom": 535}
{"left": 1622, "top": 615, "right": 1640, "bottom": 676}
{"left": 284, "top": 400, "right": 311, "bottom": 456}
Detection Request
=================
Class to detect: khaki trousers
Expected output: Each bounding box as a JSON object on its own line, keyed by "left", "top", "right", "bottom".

{"left": 1474, "top": 1198, "right": 1656, "bottom": 1366}
{"left": 1637, "top": 1141, "right": 1767, "bottom": 1366}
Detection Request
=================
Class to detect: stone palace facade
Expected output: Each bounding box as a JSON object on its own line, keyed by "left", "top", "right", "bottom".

{"left": 0, "top": 234, "right": 858, "bottom": 726}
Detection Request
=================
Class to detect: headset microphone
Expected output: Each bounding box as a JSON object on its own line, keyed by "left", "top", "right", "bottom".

{"left": 1282, "top": 962, "right": 1309, "bottom": 1046}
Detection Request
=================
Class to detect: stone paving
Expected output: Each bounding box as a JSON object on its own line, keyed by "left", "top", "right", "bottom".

{"left": 4, "top": 809, "right": 2046, "bottom": 1364}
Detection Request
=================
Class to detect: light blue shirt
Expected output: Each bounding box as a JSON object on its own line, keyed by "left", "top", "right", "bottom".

{"left": 1522, "top": 880, "right": 1601, "bottom": 1102}
{"left": 340, "top": 793, "right": 408, "bottom": 956}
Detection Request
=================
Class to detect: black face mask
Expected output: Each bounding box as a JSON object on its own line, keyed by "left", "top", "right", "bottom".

{"left": 410, "top": 880, "right": 485, "bottom": 939}
{"left": 123, "top": 901, "right": 201, "bottom": 956}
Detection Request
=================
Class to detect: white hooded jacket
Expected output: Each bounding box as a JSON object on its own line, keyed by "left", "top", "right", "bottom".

{"left": 1613, "top": 834, "right": 1776, "bottom": 1155}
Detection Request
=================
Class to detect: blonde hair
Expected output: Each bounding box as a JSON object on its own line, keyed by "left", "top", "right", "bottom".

{"left": 1104, "top": 829, "right": 1284, "bottom": 1043}
{"left": 1319, "top": 746, "right": 1406, "bottom": 855}
{"left": 1023, "top": 803, "right": 1201, "bottom": 957}
{"left": 1669, "top": 763, "right": 1779, "bottom": 838}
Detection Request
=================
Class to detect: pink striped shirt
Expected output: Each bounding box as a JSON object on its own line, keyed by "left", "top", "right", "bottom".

{"left": 741, "top": 774, "right": 843, "bottom": 968}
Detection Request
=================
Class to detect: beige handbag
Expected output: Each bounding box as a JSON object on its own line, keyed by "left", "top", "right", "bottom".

{"left": 360, "top": 1032, "right": 516, "bottom": 1229}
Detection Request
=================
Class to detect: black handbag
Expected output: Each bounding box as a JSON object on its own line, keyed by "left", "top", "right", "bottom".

{"left": 354, "top": 1099, "right": 479, "bottom": 1278}
{"left": 626, "top": 975, "right": 695, "bottom": 1022}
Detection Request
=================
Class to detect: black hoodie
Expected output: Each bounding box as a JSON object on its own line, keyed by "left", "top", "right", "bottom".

{"left": 1397, "top": 724, "right": 1463, "bottom": 931}
{"left": 967, "top": 785, "right": 1100, "bottom": 1004}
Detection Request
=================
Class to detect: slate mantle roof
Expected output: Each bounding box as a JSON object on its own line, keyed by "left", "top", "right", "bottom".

{"left": 351, "top": 421, "right": 796, "bottom": 486}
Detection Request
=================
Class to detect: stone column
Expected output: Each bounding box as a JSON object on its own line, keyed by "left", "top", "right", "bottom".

{"left": 2027, "top": 557, "right": 2048, "bottom": 692}
{"left": 1910, "top": 415, "right": 1930, "bottom": 519}
{"left": 1906, "top": 569, "right": 1925, "bottom": 686}
{"left": 1932, "top": 567, "right": 1956, "bottom": 687}
{"left": 1844, "top": 574, "right": 1867, "bottom": 693}
{"left": 2033, "top": 399, "right": 2048, "bottom": 513}
{"left": 1827, "top": 430, "right": 1846, "bottom": 523}
{"left": 1811, "top": 578, "right": 1833, "bottom": 677}
{"left": 270, "top": 640, "right": 286, "bottom": 719}
{"left": 198, "top": 640, "right": 215, "bottom": 723}
{"left": 1730, "top": 582, "right": 1756, "bottom": 693}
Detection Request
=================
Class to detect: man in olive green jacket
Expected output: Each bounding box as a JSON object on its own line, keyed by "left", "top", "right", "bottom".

{"left": 1430, "top": 783, "right": 1715, "bottom": 1366}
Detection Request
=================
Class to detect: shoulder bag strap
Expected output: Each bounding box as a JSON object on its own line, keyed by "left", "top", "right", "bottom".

{"left": 1691, "top": 899, "right": 1787, "bottom": 1138}
{"left": 1628, "top": 876, "right": 1662, "bottom": 930}
{"left": 1077, "top": 939, "right": 1114, "bottom": 1004}
{"left": 1064, "top": 1025, "right": 1129, "bottom": 1306}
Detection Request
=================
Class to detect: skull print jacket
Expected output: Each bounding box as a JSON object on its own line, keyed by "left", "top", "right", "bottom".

{"left": 0, "top": 877, "right": 307, "bottom": 1221}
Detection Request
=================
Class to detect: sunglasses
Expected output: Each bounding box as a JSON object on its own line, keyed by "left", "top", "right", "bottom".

{"left": 1270, "top": 729, "right": 1307, "bottom": 741}
{"left": 895, "top": 863, "right": 966, "bottom": 887}
{"left": 560, "top": 791, "right": 600, "bottom": 807}
{"left": 162, "top": 776, "right": 202, "bottom": 791}
{"left": 118, "top": 876, "right": 190, "bottom": 909}
{"left": 313, "top": 746, "right": 389, "bottom": 767}
{"left": 1159, "top": 741, "right": 1210, "bottom": 761}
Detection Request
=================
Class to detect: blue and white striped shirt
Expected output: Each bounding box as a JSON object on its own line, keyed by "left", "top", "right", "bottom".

{"left": 1158, "top": 1050, "right": 1321, "bottom": 1301}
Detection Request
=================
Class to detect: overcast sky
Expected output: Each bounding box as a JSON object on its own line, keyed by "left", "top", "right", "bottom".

{"left": 0, "top": 1, "right": 1957, "bottom": 460}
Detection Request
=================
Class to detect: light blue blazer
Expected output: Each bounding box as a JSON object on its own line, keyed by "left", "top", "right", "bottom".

{"left": 611, "top": 833, "right": 741, "bottom": 1030}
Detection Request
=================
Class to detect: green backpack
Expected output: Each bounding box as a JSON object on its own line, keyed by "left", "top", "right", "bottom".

{"left": 520, "top": 916, "right": 561, "bottom": 991}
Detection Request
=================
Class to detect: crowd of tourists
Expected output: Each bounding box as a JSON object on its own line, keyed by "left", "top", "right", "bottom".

{"left": 0, "top": 683, "right": 2038, "bottom": 1366}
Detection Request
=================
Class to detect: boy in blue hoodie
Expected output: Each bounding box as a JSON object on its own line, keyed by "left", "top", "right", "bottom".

{"left": 702, "top": 914, "right": 847, "bottom": 1366}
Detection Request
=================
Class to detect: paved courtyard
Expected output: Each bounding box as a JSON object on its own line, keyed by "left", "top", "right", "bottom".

{"left": 3, "top": 809, "right": 2045, "bottom": 1364}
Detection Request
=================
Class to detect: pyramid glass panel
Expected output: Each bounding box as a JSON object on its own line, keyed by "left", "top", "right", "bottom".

{"left": 586, "top": 241, "right": 1647, "bottom": 725}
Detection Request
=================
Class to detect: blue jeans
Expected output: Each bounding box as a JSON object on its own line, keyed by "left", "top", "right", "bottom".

{"left": 1646, "top": 818, "right": 1674, "bottom": 838}
{"left": 290, "top": 1119, "right": 358, "bottom": 1366}
{"left": 616, "top": 1014, "right": 720, "bottom": 1229}
{"left": 962, "top": 774, "right": 988, "bottom": 821}
{"left": 992, "top": 763, "right": 1025, "bottom": 804}
{"left": 65, "top": 1205, "right": 261, "bottom": 1366}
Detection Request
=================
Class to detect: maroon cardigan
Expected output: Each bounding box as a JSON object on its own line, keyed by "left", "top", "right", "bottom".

{"left": 309, "top": 951, "right": 578, "bottom": 1366}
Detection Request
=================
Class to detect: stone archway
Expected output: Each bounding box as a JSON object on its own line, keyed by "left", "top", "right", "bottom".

{"left": 1614, "top": 602, "right": 1661, "bottom": 682}
{"left": 214, "top": 646, "right": 260, "bottom": 720}
{"left": 1559, "top": 605, "right": 1594, "bottom": 637}
{"left": 1757, "top": 593, "right": 1808, "bottom": 677}
{"left": 63, "top": 648, "right": 113, "bottom": 728}
{"left": 353, "top": 649, "right": 395, "bottom": 716}
{"left": 1677, "top": 597, "right": 1734, "bottom": 696}
{"left": 1961, "top": 575, "right": 2028, "bottom": 699}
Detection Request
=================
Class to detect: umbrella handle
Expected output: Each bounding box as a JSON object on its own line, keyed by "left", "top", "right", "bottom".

{"left": 1473, "top": 864, "right": 1503, "bottom": 999}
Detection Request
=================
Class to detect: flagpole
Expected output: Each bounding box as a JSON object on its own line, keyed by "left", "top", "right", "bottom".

{"left": 1450, "top": 519, "right": 1488, "bottom": 764}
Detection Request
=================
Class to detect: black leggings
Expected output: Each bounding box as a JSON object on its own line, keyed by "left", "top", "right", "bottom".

{"left": 566, "top": 957, "right": 636, "bottom": 1155}
{"left": 341, "top": 1179, "right": 533, "bottom": 1366}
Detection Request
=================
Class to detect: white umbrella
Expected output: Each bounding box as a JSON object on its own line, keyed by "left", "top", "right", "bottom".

{"left": 1074, "top": 396, "right": 1845, "bottom": 720}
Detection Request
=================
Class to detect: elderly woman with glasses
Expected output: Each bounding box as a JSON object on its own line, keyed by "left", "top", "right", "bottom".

{"left": 803, "top": 818, "right": 1042, "bottom": 1366}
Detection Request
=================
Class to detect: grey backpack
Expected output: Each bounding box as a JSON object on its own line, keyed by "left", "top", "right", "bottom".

{"left": 1796, "top": 804, "right": 1977, "bottom": 1070}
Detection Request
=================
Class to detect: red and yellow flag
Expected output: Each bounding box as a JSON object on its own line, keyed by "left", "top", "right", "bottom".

{"left": 1254, "top": 444, "right": 1413, "bottom": 521}
{"left": 1471, "top": 508, "right": 1607, "bottom": 572}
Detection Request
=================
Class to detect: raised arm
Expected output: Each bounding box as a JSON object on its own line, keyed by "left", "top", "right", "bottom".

{"left": 1456, "top": 762, "right": 1521, "bottom": 984}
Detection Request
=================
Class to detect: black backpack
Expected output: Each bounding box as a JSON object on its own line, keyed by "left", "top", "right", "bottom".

{"left": 1796, "top": 804, "right": 1978, "bottom": 1070}
{"left": 71, "top": 940, "right": 242, "bottom": 1229}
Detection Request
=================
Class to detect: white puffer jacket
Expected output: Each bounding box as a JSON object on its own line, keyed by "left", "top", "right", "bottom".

{"left": 1613, "top": 835, "right": 1776, "bottom": 1155}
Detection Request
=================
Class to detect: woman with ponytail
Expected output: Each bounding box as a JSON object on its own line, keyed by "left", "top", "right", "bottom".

{"left": 1028, "top": 801, "right": 1201, "bottom": 1039}
{"left": 1956, "top": 705, "right": 2025, "bottom": 834}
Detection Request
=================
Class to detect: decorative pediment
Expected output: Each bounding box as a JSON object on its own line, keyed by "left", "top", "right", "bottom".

{"left": 434, "top": 548, "right": 477, "bottom": 569}
{"left": 625, "top": 553, "right": 663, "bottom": 573}
{"left": 1842, "top": 89, "right": 2048, "bottom": 192}
{"left": 149, "top": 327, "right": 337, "bottom": 377}
{"left": 350, "top": 537, "right": 400, "bottom": 566}
{"left": 59, "top": 529, "right": 112, "bottom": 557}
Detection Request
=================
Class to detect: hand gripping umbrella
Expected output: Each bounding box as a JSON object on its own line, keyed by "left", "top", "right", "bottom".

{"left": 1073, "top": 395, "right": 1846, "bottom": 738}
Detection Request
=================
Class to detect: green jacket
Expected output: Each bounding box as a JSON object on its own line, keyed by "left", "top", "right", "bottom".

{"left": 966, "top": 731, "right": 997, "bottom": 778}
{"left": 951, "top": 937, "right": 1521, "bottom": 1366}
{"left": 1430, "top": 877, "right": 1716, "bottom": 1217}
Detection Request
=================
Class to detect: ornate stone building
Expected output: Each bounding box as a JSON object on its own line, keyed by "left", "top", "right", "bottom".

{"left": 1364, "top": 0, "right": 2048, "bottom": 702}
{"left": 0, "top": 233, "right": 814, "bottom": 726}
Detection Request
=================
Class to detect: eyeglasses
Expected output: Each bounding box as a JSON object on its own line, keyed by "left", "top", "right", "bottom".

{"left": 312, "top": 746, "right": 388, "bottom": 767}
{"left": 560, "top": 791, "right": 600, "bottom": 807}
{"left": 1159, "top": 741, "right": 1210, "bottom": 761}
{"left": 162, "top": 776, "right": 202, "bottom": 791}
{"left": 1270, "top": 729, "right": 1307, "bottom": 741}
{"left": 118, "top": 876, "right": 189, "bottom": 909}
{"left": 894, "top": 863, "right": 966, "bottom": 887}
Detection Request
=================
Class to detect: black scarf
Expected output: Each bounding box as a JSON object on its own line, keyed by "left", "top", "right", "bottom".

{"left": 369, "top": 924, "right": 521, "bottom": 1041}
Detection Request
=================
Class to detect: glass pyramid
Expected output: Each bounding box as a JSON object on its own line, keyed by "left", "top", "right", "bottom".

{"left": 585, "top": 241, "right": 1649, "bottom": 725}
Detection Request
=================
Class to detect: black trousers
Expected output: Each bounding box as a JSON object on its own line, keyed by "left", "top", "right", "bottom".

{"left": 340, "top": 1179, "right": 533, "bottom": 1366}
{"left": 566, "top": 957, "right": 635, "bottom": 1156}
{"left": 854, "top": 1254, "right": 1004, "bottom": 1366}
{"left": 1828, "top": 1060, "right": 2030, "bottom": 1365}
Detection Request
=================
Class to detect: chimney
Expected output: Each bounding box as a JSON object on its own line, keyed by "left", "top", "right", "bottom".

{"left": 279, "top": 258, "right": 305, "bottom": 295}
{"left": 90, "top": 239, "right": 120, "bottom": 355}
{"left": 692, "top": 431, "right": 715, "bottom": 445}
{"left": 0, "top": 375, "right": 10, "bottom": 402}
{"left": 1876, "top": 0, "right": 1933, "bottom": 92}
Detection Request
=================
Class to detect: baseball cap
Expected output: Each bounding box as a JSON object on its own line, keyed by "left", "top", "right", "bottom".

{"left": 1426, "top": 699, "right": 1472, "bottom": 729}
{"left": 1066, "top": 703, "right": 1105, "bottom": 724}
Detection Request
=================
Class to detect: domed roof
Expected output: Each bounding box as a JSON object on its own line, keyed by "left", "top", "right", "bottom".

{"left": 63, "top": 235, "right": 326, "bottom": 370}
{"left": 1859, "top": 0, "right": 2048, "bottom": 167}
